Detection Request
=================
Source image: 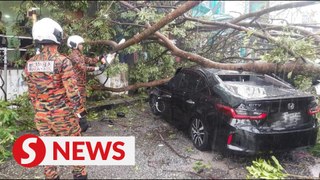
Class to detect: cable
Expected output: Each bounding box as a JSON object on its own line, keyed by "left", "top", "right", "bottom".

{"left": 0, "top": 49, "right": 6, "bottom": 101}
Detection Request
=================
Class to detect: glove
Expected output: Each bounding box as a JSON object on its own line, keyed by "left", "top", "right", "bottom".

{"left": 79, "top": 116, "right": 89, "bottom": 133}
{"left": 106, "top": 53, "right": 116, "bottom": 64}
{"left": 76, "top": 110, "right": 89, "bottom": 132}
{"left": 98, "top": 64, "right": 107, "bottom": 71}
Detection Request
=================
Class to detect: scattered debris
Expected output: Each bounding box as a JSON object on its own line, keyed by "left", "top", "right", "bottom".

{"left": 117, "top": 112, "right": 126, "bottom": 118}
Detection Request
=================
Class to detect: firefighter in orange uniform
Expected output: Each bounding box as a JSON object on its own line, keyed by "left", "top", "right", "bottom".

{"left": 23, "top": 18, "right": 87, "bottom": 180}
{"left": 67, "top": 35, "right": 115, "bottom": 132}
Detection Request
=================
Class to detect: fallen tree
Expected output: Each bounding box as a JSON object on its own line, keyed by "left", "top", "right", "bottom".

{"left": 87, "top": 1, "right": 320, "bottom": 92}
{"left": 14, "top": 1, "right": 320, "bottom": 92}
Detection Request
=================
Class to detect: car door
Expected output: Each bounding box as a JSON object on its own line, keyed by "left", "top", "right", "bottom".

{"left": 162, "top": 72, "right": 184, "bottom": 121}
{"left": 172, "top": 71, "right": 200, "bottom": 125}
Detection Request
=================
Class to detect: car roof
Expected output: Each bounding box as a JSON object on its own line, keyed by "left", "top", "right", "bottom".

{"left": 181, "top": 66, "right": 259, "bottom": 78}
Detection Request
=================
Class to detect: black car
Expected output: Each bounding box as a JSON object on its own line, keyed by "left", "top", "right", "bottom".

{"left": 149, "top": 66, "right": 319, "bottom": 154}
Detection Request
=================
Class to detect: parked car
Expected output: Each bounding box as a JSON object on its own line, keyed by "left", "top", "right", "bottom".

{"left": 148, "top": 66, "right": 319, "bottom": 154}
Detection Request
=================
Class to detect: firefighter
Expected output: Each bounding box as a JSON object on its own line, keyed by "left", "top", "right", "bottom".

{"left": 67, "top": 35, "right": 115, "bottom": 132}
{"left": 23, "top": 18, "right": 87, "bottom": 179}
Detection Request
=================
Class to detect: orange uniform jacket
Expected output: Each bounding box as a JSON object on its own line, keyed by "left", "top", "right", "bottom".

{"left": 24, "top": 47, "right": 84, "bottom": 115}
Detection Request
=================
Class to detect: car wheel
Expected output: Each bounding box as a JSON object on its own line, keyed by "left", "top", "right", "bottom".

{"left": 190, "top": 116, "right": 211, "bottom": 151}
{"left": 149, "top": 95, "right": 165, "bottom": 116}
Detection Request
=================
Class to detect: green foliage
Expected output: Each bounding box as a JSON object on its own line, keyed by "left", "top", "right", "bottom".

{"left": 106, "top": 62, "right": 128, "bottom": 77}
{"left": 309, "top": 141, "right": 320, "bottom": 157}
{"left": 0, "top": 127, "right": 16, "bottom": 163}
{"left": 309, "top": 126, "right": 320, "bottom": 157}
{"left": 0, "top": 101, "right": 18, "bottom": 127}
{"left": 11, "top": 93, "right": 35, "bottom": 130}
{"left": 11, "top": 1, "right": 198, "bottom": 90}
{"left": 0, "top": 93, "right": 36, "bottom": 163}
{"left": 261, "top": 35, "right": 316, "bottom": 63}
{"left": 128, "top": 43, "right": 177, "bottom": 93}
{"left": 183, "top": 21, "right": 196, "bottom": 29}
{"left": 192, "top": 160, "right": 211, "bottom": 173}
{"left": 86, "top": 78, "right": 112, "bottom": 101}
{"left": 87, "top": 111, "right": 100, "bottom": 121}
{"left": 0, "top": 101, "right": 18, "bottom": 163}
{"left": 124, "top": 44, "right": 143, "bottom": 54}
{"left": 171, "top": 26, "right": 186, "bottom": 38}
{"left": 246, "top": 156, "right": 287, "bottom": 179}
{"left": 136, "top": 7, "right": 164, "bottom": 24}
{"left": 293, "top": 75, "right": 312, "bottom": 91}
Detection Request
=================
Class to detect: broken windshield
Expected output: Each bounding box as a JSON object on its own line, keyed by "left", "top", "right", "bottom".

{"left": 217, "top": 74, "right": 291, "bottom": 88}
{"left": 215, "top": 74, "right": 301, "bottom": 99}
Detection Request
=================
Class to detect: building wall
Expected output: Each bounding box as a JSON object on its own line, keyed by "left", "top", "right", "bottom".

{"left": 0, "top": 68, "right": 129, "bottom": 101}
{"left": 0, "top": 69, "right": 28, "bottom": 101}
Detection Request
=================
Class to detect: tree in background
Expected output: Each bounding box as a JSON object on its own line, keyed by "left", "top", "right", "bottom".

{"left": 10, "top": 1, "right": 320, "bottom": 93}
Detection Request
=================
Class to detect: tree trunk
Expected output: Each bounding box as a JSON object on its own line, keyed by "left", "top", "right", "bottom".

{"left": 92, "top": 77, "right": 171, "bottom": 92}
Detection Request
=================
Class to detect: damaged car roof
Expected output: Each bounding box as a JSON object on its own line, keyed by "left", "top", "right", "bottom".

{"left": 183, "top": 67, "right": 313, "bottom": 107}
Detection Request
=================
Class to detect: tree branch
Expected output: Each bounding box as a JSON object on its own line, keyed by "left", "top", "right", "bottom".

{"left": 87, "top": 1, "right": 320, "bottom": 93}
{"left": 184, "top": 16, "right": 306, "bottom": 61}
{"left": 91, "top": 77, "right": 172, "bottom": 92}
{"left": 219, "top": 56, "right": 261, "bottom": 62}
{"left": 154, "top": 27, "right": 320, "bottom": 76}
{"left": 239, "top": 22, "right": 320, "bottom": 42}
{"left": 230, "top": 1, "right": 319, "bottom": 24}
{"left": 109, "top": 1, "right": 201, "bottom": 53}
{"left": 85, "top": 40, "right": 118, "bottom": 48}
{"left": 108, "top": 19, "right": 145, "bottom": 27}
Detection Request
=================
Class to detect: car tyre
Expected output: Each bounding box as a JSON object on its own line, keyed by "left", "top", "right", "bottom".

{"left": 189, "top": 116, "right": 211, "bottom": 151}
{"left": 149, "top": 95, "right": 165, "bottom": 116}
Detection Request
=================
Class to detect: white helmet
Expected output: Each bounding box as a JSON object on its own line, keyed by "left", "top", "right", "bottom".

{"left": 32, "top": 18, "right": 63, "bottom": 44}
{"left": 67, "top": 35, "right": 85, "bottom": 49}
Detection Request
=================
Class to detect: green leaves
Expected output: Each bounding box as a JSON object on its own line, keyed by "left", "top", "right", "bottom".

{"left": 93, "top": 20, "right": 104, "bottom": 28}
{"left": 105, "top": 63, "right": 128, "bottom": 77}
{"left": 0, "top": 101, "right": 18, "bottom": 163}
{"left": 293, "top": 75, "right": 312, "bottom": 91}
{"left": 137, "top": 7, "right": 163, "bottom": 23}
{"left": 192, "top": 160, "right": 211, "bottom": 173}
{"left": 309, "top": 129, "right": 320, "bottom": 157}
{"left": 246, "top": 156, "right": 288, "bottom": 179}
{"left": 0, "top": 93, "right": 36, "bottom": 163}
{"left": 260, "top": 29, "right": 317, "bottom": 63}
{"left": 171, "top": 26, "right": 186, "bottom": 38}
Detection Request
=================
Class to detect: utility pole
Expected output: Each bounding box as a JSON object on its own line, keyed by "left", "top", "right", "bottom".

{"left": 27, "top": 7, "right": 39, "bottom": 54}
{"left": 28, "top": 8, "right": 38, "bottom": 24}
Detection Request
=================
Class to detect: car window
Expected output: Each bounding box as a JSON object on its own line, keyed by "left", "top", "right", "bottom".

{"left": 196, "top": 78, "right": 210, "bottom": 95}
{"left": 177, "top": 72, "right": 201, "bottom": 93}
{"left": 178, "top": 73, "right": 189, "bottom": 91}
{"left": 186, "top": 73, "right": 199, "bottom": 92}
{"left": 168, "top": 72, "right": 183, "bottom": 90}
